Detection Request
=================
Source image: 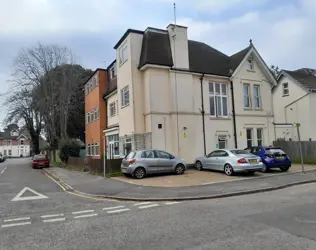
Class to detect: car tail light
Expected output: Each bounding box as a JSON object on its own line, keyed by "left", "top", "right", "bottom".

{"left": 237, "top": 158, "right": 248, "bottom": 164}
{"left": 129, "top": 159, "right": 136, "bottom": 165}
{"left": 259, "top": 158, "right": 262, "bottom": 162}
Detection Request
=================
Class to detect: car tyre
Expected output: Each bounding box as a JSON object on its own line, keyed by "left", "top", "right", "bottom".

{"left": 224, "top": 164, "right": 234, "bottom": 176}
{"left": 261, "top": 164, "right": 268, "bottom": 173}
{"left": 133, "top": 167, "right": 146, "bottom": 179}
{"left": 280, "top": 166, "right": 289, "bottom": 172}
{"left": 175, "top": 164, "right": 185, "bottom": 175}
{"left": 195, "top": 161, "right": 203, "bottom": 171}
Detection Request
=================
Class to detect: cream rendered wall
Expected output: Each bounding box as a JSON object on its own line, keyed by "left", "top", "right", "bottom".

{"left": 107, "top": 92, "right": 119, "bottom": 127}
{"left": 232, "top": 54, "right": 275, "bottom": 148}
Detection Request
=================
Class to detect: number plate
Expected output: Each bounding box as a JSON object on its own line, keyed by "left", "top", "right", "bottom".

{"left": 249, "top": 159, "right": 257, "bottom": 163}
{"left": 276, "top": 156, "right": 284, "bottom": 160}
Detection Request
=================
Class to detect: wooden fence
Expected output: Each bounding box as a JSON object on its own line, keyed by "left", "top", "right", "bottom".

{"left": 274, "top": 140, "right": 316, "bottom": 162}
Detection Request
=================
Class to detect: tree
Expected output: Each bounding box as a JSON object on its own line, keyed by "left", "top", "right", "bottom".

{"left": 270, "top": 65, "right": 281, "bottom": 79}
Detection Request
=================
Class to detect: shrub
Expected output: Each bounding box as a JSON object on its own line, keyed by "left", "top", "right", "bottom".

{"left": 58, "top": 138, "right": 81, "bottom": 163}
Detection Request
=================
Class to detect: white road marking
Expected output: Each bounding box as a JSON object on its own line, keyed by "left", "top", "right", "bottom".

{"left": 41, "top": 214, "right": 64, "bottom": 218}
{"left": 2, "top": 221, "right": 31, "bottom": 228}
{"left": 138, "top": 204, "right": 159, "bottom": 209}
{"left": 107, "top": 208, "right": 130, "bottom": 214}
{"left": 0, "top": 167, "right": 7, "bottom": 175}
{"left": 74, "top": 213, "right": 98, "bottom": 219}
{"left": 165, "top": 202, "right": 181, "bottom": 205}
{"left": 43, "top": 218, "right": 66, "bottom": 223}
{"left": 71, "top": 210, "right": 94, "bottom": 215}
{"left": 3, "top": 217, "right": 31, "bottom": 222}
{"left": 133, "top": 202, "right": 152, "bottom": 206}
{"left": 102, "top": 206, "right": 125, "bottom": 211}
{"left": 11, "top": 187, "right": 48, "bottom": 201}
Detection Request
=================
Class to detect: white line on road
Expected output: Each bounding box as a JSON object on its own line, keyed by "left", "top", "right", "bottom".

{"left": 107, "top": 208, "right": 130, "bottom": 214}
{"left": 133, "top": 202, "right": 152, "bottom": 206}
{"left": 138, "top": 204, "right": 159, "bottom": 209}
{"left": 41, "top": 214, "right": 64, "bottom": 218}
{"left": 0, "top": 167, "right": 7, "bottom": 176}
{"left": 3, "top": 217, "right": 31, "bottom": 222}
{"left": 102, "top": 206, "right": 125, "bottom": 211}
{"left": 74, "top": 213, "right": 98, "bottom": 219}
{"left": 72, "top": 210, "right": 94, "bottom": 215}
{"left": 2, "top": 222, "right": 31, "bottom": 228}
{"left": 43, "top": 218, "right": 66, "bottom": 223}
{"left": 165, "top": 202, "right": 181, "bottom": 205}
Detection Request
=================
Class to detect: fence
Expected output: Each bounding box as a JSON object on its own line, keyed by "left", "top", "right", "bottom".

{"left": 274, "top": 140, "right": 316, "bottom": 163}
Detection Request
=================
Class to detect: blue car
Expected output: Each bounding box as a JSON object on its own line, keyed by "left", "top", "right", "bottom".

{"left": 244, "top": 146, "right": 291, "bottom": 173}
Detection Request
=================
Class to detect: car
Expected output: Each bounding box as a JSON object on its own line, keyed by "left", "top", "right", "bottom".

{"left": 245, "top": 146, "right": 291, "bottom": 173}
{"left": 0, "top": 153, "right": 4, "bottom": 163}
{"left": 32, "top": 154, "right": 50, "bottom": 169}
{"left": 121, "top": 150, "right": 187, "bottom": 179}
{"left": 194, "top": 149, "right": 263, "bottom": 176}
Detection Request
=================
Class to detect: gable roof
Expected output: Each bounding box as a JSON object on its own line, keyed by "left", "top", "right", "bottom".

{"left": 0, "top": 125, "right": 30, "bottom": 140}
{"left": 280, "top": 68, "right": 316, "bottom": 91}
{"left": 229, "top": 46, "right": 251, "bottom": 71}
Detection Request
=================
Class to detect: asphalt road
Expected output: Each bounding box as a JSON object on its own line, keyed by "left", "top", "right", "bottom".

{"left": 1, "top": 158, "right": 316, "bottom": 249}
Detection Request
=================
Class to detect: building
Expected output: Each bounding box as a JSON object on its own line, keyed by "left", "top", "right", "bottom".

{"left": 0, "top": 124, "right": 31, "bottom": 157}
{"left": 103, "top": 24, "right": 277, "bottom": 163}
{"left": 273, "top": 68, "right": 316, "bottom": 141}
{"left": 84, "top": 69, "right": 108, "bottom": 159}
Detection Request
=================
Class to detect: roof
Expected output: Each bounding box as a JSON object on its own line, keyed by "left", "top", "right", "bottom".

{"left": 229, "top": 46, "right": 251, "bottom": 72}
{"left": 282, "top": 68, "right": 316, "bottom": 91}
{"left": 114, "top": 29, "right": 144, "bottom": 49}
{"left": 0, "top": 125, "right": 29, "bottom": 140}
{"left": 83, "top": 68, "right": 107, "bottom": 85}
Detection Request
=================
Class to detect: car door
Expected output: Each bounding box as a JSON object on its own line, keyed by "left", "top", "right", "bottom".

{"left": 204, "top": 151, "right": 220, "bottom": 170}
{"left": 140, "top": 150, "right": 158, "bottom": 173}
{"left": 155, "top": 150, "right": 175, "bottom": 173}
{"left": 213, "top": 150, "right": 230, "bottom": 170}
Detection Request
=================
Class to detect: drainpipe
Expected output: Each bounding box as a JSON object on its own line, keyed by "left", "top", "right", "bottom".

{"left": 200, "top": 74, "right": 207, "bottom": 156}
{"left": 230, "top": 80, "right": 238, "bottom": 148}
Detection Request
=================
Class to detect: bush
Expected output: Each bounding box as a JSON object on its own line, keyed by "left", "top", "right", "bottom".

{"left": 58, "top": 138, "right": 81, "bottom": 163}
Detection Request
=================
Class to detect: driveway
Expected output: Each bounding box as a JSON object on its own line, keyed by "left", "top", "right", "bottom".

{"left": 112, "top": 164, "right": 316, "bottom": 187}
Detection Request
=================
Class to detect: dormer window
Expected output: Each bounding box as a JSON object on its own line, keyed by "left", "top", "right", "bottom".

{"left": 119, "top": 41, "right": 128, "bottom": 66}
{"left": 10, "top": 130, "right": 18, "bottom": 136}
{"left": 247, "top": 59, "right": 254, "bottom": 70}
{"left": 110, "top": 63, "right": 117, "bottom": 79}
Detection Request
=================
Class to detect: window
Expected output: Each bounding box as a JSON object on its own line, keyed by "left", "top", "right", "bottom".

{"left": 124, "top": 138, "right": 132, "bottom": 155}
{"left": 209, "top": 82, "right": 228, "bottom": 117}
{"left": 116, "top": 100, "right": 119, "bottom": 114}
{"left": 283, "top": 82, "right": 289, "bottom": 96}
{"left": 8, "top": 150, "right": 11, "bottom": 156}
{"left": 90, "top": 111, "right": 94, "bottom": 122}
{"left": 94, "top": 108, "right": 99, "bottom": 120}
{"left": 218, "top": 135, "right": 227, "bottom": 149}
{"left": 156, "top": 150, "right": 172, "bottom": 159}
{"left": 8, "top": 140, "right": 11, "bottom": 146}
{"left": 85, "top": 84, "right": 89, "bottom": 95}
{"left": 247, "top": 59, "right": 254, "bottom": 70}
{"left": 108, "top": 134, "right": 119, "bottom": 158}
{"left": 91, "top": 143, "right": 95, "bottom": 156}
{"left": 95, "top": 143, "right": 99, "bottom": 156}
{"left": 109, "top": 102, "right": 116, "bottom": 117}
{"left": 120, "top": 85, "right": 130, "bottom": 107}
{"left": 141, "top": 151, "right": 155, "bottom": 158}
{"left": 253, "top": 85, "right": 261, "bottom": 109}
{"left": 243, "top": 84, "right": 251, "bottom": 108}
{"left": 87, "top": 144, "right": 91, "bottom": 156}
{"left": 86, "top": 113, "right": 89, "bottom": 124}
{"left": 257, "top": 128, "right": 263, "bottom": 146}
{"left": 246, "top": 128, "right": 253, "bottom": 148}
{"left": 20, "top": 139, "right": 24, "bottom": 145}
{"left": 94, "top": 76, "right": 98, "bottom": 87}
{"left": 110, "top": 63, "right": 117, "bottom": 79}
{"left": 119, "top": 42, "right": 128, "bottom": 65}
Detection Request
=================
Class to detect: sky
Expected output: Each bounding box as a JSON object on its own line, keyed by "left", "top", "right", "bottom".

{"left": 0, "top": 0, "right": 315, "bottom": 129}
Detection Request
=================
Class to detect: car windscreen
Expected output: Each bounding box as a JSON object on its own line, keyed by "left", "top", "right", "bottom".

{"left": 230, "top": 150, "right": 251, "bottom": 155}
{"left": 266, "top": 148, "right": 286, "bottom": 155}
{"left": 33, "top": 155, "right": 47, "bottom": 160}
{"left": 125, "top": 151, "right": 136, "bottom": 159}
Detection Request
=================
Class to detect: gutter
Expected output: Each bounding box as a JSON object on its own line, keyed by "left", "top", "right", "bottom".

{"left": 200, "top": 74, "right": 207, "bottom": 156}
{"left": 230, "top": 80, "right": 238, "bottom": 148}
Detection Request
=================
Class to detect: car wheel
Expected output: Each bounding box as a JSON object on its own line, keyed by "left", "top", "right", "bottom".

{"left": 224, "top": 164, "right": 234, "bottom": 176}
{"left": 261, "top": 164, "right": 268, "bottom": 173}
{"left": 195, "top": 161, "right": 203, "bottom": 171}
{"left": 280, "top": 166, "right": 289, "bottom": 172}
{"left": 133, "top": 167, "right": 146, "bottom": 179}
{"left": 175, "top": 164, "right": 185, "bottom": 175}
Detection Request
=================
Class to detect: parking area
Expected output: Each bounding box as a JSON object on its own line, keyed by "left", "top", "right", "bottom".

{"left": 112, "top": 164, "right": 316, "bottom": 187}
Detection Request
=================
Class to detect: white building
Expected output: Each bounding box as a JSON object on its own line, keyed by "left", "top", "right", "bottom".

{"left": 103, "top": 24, "right": 277, "bottom": 163}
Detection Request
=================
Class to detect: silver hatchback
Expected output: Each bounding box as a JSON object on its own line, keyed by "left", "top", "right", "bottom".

{"left": 121, "top": 150, "right": 187, "bottom": 179}
{"left": 194, "top": 149, "right": 263, "bottom": 176}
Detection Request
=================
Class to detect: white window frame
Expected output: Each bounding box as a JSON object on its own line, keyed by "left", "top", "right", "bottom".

{"left": 119, "top": 41, "right": 128, "bottom": 66}
{"left": 120, "top": 85, "right": 130, "bottom": 108}
{"left": 95, "top": 143, "right": 100, "bottom": 156}
{"left": 247, "top": 59, "right": 254, "bottom": 70}
{"left": 282, "top": 82, "right": 289, "bottom": 96}
{"left": 124, "top": 138, "right": 132, "bottom": 155}
{"left": 8, "top": 140, "right": 11, "bottom": 146}
{"left": 110, "top": 64, "right": 117, "bottom": 79}
{"left": 253, "top": 85, "right": 261, "bottom": 109}
{"left": 209, "top": 82, "right": 228, "bottom": 117}
{"left": 218, "top": 135, "right": 227, "bottom": 149}
{"left": 94, "top": 107, "right": 99, "bottom": 120}
{"left": 246, "top": 128, "right": 253, "bottom": 148}
{"left": 243, "top": 83, "right": 251, "bottom": 108}
{"left": 109, "top": 102, "right": 116, "bottom": 117}
{"left": 257, "top": 128, "right": 263, "bottom": 146}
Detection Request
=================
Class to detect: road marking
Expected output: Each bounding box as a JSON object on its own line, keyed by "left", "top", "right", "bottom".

{"left": 44, "top": 173, "right": 66, "bottom": 191}
{"left": 107, "top": 208, "right": 130, "bottom": 214}
{"left": 72, "top": 210, "right": 94, "bottom": 215}
{"left": 11, "top": 187, "right": 48, "bottom": 201}
{"left": 138, "top": 204, "right": 159, "bottom": 209}
{"left": 165, "top": 202, "right": 181, "bottom": 205}
{"left": 41, "top": 214, "right": 64, "bottom": 218}
{"left": 2, "top": 222, "right": 31, "bottom": 228}
{"left": 74, "top": 213, "right": 98, "bottom": 219}
{"left": 3, "top": 217, "right": 30, "bottom": 222}
{"left": 43, "top": 218, "right": 66, "bottom": 223}
{"left": 0, "top": 167, "right": 7, "bottom": 175}
{"left": 133, "top": 202, "right": 152, "bottom": 206}
{"left": 102, "top": 206, "right": 125, "bottom": 211}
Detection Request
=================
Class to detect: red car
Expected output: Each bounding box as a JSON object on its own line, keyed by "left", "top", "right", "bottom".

{"left": 32, "top": 154, "right": 50, "bottom": 169}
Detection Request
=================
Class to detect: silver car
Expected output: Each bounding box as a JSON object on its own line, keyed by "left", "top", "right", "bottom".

{"left": 194, "top": 149, "right": 263, "bottom": 176}
{"left": 121, "top": 150, "right": 187, "bottom": 179}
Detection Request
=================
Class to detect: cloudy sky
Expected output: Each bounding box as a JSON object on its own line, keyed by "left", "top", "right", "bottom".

{"left": 0, "top": 0, "right": 315, "bottom": 129}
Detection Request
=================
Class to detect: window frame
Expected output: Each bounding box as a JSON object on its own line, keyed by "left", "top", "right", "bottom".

{"left": 119, "top": 41, "right": 128, "bottom": 66}
{"left": 209, "top": 82, "right": 228, "bottom": 117}
{"left": 257, "top": 128, "right": 263, "bottom": 146}
{"left": 94, "top": 107, "right": 99, "bottom": 120}
{"left": 120, "top": 85, "right": 130, "bottom": 108}
{"left": 95, "top": 143, "right": 100, "bottom": 156}
{"left": 243, "top": 83, "right": 251, "bottom": 108}
{"left": 282, "top": 82, "right": 289, "bottom": 96}
{"left": 109, "top": 102, "right": 116, "bottom": 117}
{"left": 246, "top": 128, "right": 253, "bottom": 148}
{"left": 253, "top": 84, "right": 261, "bottom": 109}
{"left": 247, "top": 59, "right": 254, "bottom": 70}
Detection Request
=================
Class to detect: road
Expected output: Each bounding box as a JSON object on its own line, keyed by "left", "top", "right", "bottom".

{"left": 1, "top": 158, "right": 316, "bottom": 249}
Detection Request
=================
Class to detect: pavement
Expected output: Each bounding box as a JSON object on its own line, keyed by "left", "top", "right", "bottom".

{"left": 2, "top": 158, "right": 316, "bottom": 249}
{"left": 43, "top": 164, "right": 316, "bottom": 201}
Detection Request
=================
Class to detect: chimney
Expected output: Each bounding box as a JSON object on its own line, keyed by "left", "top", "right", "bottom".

{"left": 167, "top": 24, "right": 189, "bottom": 69}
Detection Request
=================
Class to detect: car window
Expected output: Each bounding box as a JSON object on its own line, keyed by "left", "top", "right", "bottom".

{"left": 125, "top": 151, "right": 136, "bottom": 159}
{"left": 141, "top": 151, "right": 155, "bottom": 158}
{"left": 156, "top": 151, "right": 172, "bottom": 159}
{"left": 34, "top": 155, "right": 47, "bottom": 160}
{"left": 230, "top": 150, "right": 250, "bottom": 155}
{"left": 252, "top": 147, "right": 262, "bottom": 153}
{"left": 266, "top": 148, "right": 286, "bottom": 155}
{"left": 208, "top": 150, "right": 223, "bottom": 157}
{"left": 217, "top": 150, "right": 229, "bottom": 157}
